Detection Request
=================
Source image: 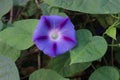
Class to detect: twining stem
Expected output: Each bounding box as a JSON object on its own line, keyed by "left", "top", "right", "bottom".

{"left": 103, "top": 57, "right": 108, "bottom": 65}
{"left": 14, "top": 8, "right": 22, "bottom": 20}
{"left": 111, "top": 39, "right": 114, "bottom": 66}
{"left": 37, "top": 53, "right": 41, "bottom": 69}
{"left": 35, "top": 0, "right": 40, "bottom": 9}
{"left": 10, "top": 8, "right": 13, "bottom": 23}
{"left": 91, "top": 64, "right": 96, "bottom": 70}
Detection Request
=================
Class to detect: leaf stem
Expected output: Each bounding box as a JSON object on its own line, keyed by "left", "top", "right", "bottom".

{"left": 108, "top": 44, "right": 119, "bottom": 47}
{"left": 35, "top": 0, "right": 40, "bottom": 9}
{"left": 9, "top": 8, "right": 13, "bottom": 23}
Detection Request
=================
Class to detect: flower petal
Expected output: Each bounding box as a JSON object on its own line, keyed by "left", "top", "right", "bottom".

{"left": 33, "top": 36, "right": 48, "bottom": 42}
{"left": 43, "top": 41, "right": 57, "bottom": 57}
{"left": 42, "top": 16, "right": 51, "bottom": 29}
{"left": 34, "top": 38, "right": 57, "bottom": 57}
{"left": 61, "top": 30, "right": 76, "bottom": 44}
{"left": 55, "top": 38, "right": 76, "bottom": 55}
{"left": 35, "top": 39, "right": 76, "bottom": 57}
{"left": 52, "top": 42, "right": 57, "bottom": 55}
{"left": 60, "top": 18, "right": 76, "bottom": 43}
{"left": 32, "top": 16, "right": 51, "bottom": 41}
{"left": 58, "top": 18, "right": 69, "bottom": 30}
{"left": 44, "top": 15, "right": 66, "bottom": 28}
{"left": 43, "top": 36, "right": 76, "bottom": 57}
{"left": 33, "top": 36, "right": 49, "bottom": 50}
{"left": 63, "top": 36, "right": 76, "bottom": 43}
{"left": 59, "top": 18, "right": 75, "bottom": 32}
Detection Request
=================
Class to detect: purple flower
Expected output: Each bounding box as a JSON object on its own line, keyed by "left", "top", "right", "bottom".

{"left": 33, "top": 15, "right": 77, "bottom": 57}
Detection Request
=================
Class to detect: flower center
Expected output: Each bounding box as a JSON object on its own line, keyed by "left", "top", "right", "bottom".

{"left": 51, "top": 33, "right": 58, "bottom": 39}
{"left": 49, "top": 29, "right": 61, "bottom": 40}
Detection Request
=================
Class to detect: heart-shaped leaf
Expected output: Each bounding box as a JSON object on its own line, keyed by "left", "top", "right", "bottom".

{"left": 45, "top": 0, "right": 120, "bottom": 14}
{"left": 29, "top": 69, "right": 69, "bottom": 80}
{"left": 0, "top": 55, "right": 20, "bottom": 80}
{"left": 0, "top": 19, "right": 39, "bottom": 50}
{"left": 0, "top": 0, "right": 13, "bottom": 18}
{"left": 70, "top": 29, "right": 107, "bottom": 64}
{"left": 89, "top": 66, "right": 119, "bottom": 80}
{"left": 0, "top": 39, "right": 20, "bottom": 61}
{"left": 48, "top": 53, "right": 91, "bottom": 77}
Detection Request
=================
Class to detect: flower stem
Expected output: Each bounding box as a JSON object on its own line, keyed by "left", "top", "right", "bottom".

{"left": 111, "top": 39, "right": 114, "bottom": 66}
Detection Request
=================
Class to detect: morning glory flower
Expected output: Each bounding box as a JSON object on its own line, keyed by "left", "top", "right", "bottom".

{"left": 33, "top": 15, "right": 77, "bottom": 57}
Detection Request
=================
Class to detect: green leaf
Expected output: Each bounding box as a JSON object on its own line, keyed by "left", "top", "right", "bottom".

{"left": 40, "top": 3, "right": 66, "bottom": 16}
{"left": 40, "top": 3, "right": 50, "bottom": 15}
{"left": 70, "top": 29, "right": 107, "bottom": 64}
{"left": 0, "top": 19, "right": 39, "bottom": 50}
{"left": 48, "top": 53, "right": 91, "bottom": 77}
{"left": 0, "top": 0, "right": 13, "bottom": 18}
{"left": 26, "top": 0, "right": 37, "bottom": 17}
{"left": 0, "top": 55, "right": 20, "bottom": 80}
{"left": 13, "top": 0, "right": 29, "bottom": 6}
{"left": 105, "top": 26, "right": 116, "bottom": 40}
{"left": 0, "top": 39, "right": 20, "bottom": 61}
{"left": 93, "top": 15, "right": 116, "bottom": 28}
{"left": 89, "top": 66, "right": 119, "bottom": 80}
{"left": 29, "top": 69, "right": 69, "bottom": 80}
{"left": 45, "top": 0, "right": 120, "bottom": 14}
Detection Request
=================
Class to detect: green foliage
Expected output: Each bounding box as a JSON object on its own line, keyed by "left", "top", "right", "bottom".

{"left": 94, "top": 15, "right": 117, "bottom": 28}
{"left": 105, "top": 26, "right": 116, "bottom": 40}
{"left": 0, "top": 0, "right": 13, "bottom": 18}
{"left": 0, "top": 0, "right": 120, "bottom": 80}
{"left": 104, "top": 20, "right": 120, "bottom": 40}
{"left": 0, "top": 40, "right": 20, "bottom": 61}
{"left": 45, "top": 0, "right": 120, "bottom": 14}
{"left": 0, "top": 19, "right": 39, "bottom": 50}
{"left": 40, "top": 3, "right": 50, "bottom": 15}
{"left": 0, "top": 55, "right": 20, "bottom": 80}
{"left": 70, "top": 29, "right": 107, "bottom": 64}
{"left": 48, "top": 53, "right": 91, "bottom": 77}
{"left": 26, "top": 0, "right": 37, "bottom": 16}
{"left": 89, "top": 66, "right": 119, "bottom": 80}
{"left": 13, "top": 0, "right": 29, "bottom": 6}
{"left": 29, "top": 69, "right": 69, "bottom": 80}
{"left": 40, "top": 3, "right": 66, "bottom": 16}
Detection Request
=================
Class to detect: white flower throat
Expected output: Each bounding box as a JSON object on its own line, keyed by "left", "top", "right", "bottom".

{"left": 51, "top": 33, "right": 58, "bottom": 39}
{"left": 49, "top": 29, "right": 61, "bottom": 40}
